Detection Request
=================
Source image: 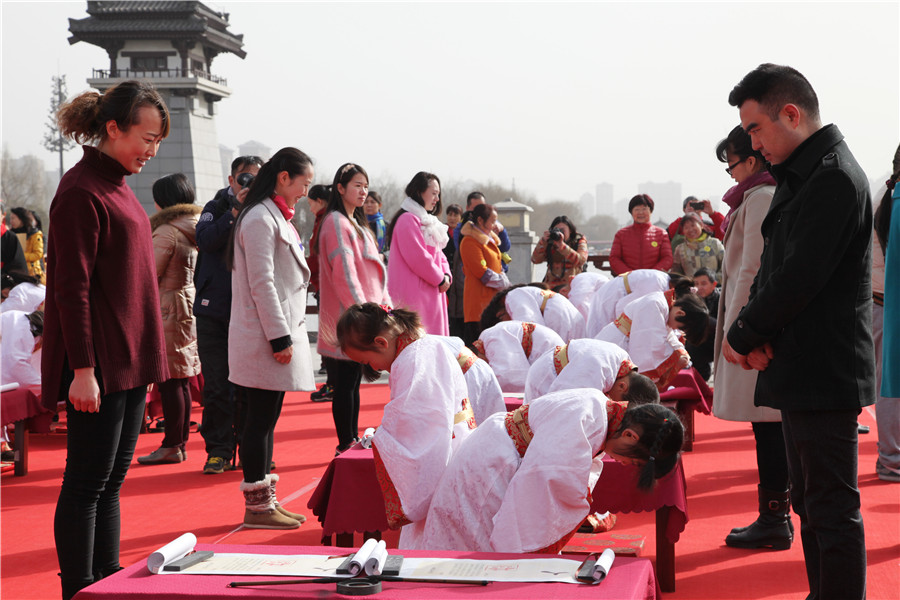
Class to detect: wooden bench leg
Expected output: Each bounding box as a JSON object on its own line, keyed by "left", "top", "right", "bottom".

{"left": 656, "top": 505, "right": 675, "bottom": 592}
{"left": 13, "top": 420, "right": 28, "bottom": 476}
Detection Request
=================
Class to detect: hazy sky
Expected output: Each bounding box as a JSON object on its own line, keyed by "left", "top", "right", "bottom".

{"left": 2, "top": 1, "right": 898, "bottom": 222}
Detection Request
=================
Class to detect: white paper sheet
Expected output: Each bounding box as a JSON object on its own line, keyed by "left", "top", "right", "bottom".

{"left": 147, "top": 533, "right": 197, "bottom": 574}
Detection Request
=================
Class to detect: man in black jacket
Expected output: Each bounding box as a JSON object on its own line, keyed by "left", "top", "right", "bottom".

{"left": 723, "top": 64, "right": 873, "bottom": 600}
{"left": 195, "top": 156, "right": 263, "bottom": 474}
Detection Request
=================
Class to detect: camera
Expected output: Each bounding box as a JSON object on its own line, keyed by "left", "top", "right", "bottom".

{"left": 236, "top": 172, "right": 255, "bottom": 189}
{"left": 690, "top": 201, "right": 705, "bottom": 210}
{"left": 548, "top": 228, "right": 565, "bottom": 243}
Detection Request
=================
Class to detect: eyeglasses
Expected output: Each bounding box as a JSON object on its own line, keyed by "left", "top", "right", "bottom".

{"left": 725, "top": 157, "right": 746, "bottom": 175}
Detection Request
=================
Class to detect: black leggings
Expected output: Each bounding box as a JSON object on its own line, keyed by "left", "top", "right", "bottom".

{"left": 238, "top": 386, "right": 284, "bottom": 483}
{"left": 752, "top": 421, "right": 790, "bottom": 491}
{"left": 331, "top": 359, "right": 362, "bottom": 448}
{"left": 159, "top": 377, "right": 191, "bottom": 450}
{"left": 54, "top": 384, "right": 147, "bottom": 600}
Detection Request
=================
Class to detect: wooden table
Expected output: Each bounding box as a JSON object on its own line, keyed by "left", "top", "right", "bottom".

{"left": 0, "top": 386, "right": 47, "bottom": 476}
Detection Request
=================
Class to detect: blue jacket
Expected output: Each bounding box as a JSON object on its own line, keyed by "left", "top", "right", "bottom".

{"left": 194, "top": 187, "right": 237, "bottom": 322}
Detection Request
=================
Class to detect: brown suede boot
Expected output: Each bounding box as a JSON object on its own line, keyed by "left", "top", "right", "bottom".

{"left": 267, "top": 473, "right": 306, "bottom": 524}
{"left": 241, "top": 478, "right": 300, "bottom": 529}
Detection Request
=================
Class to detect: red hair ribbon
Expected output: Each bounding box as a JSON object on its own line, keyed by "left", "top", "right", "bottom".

{"left": 378, "top": 304, "right": 393, "bottom": 315}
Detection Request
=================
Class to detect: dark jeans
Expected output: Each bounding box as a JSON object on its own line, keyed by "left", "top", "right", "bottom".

{"left": 751, "top": 421, "right": 790, "bottom": 491}
{"left": 237, "top": 386, "right": 284, "bottom": 483}
{"left": 448, "top": 316, "right": 465, "bottom": 340}
{"left": 331, "top": 359, "right": 361, "bottom": 448}
{"left": 321, "top": 355, "right": 338, "bottom": 388}
{"left": 54, "top": 384, "right": 147, "bottom": 600}
{"left": 159, "top": 377, "right": 190, "bottom": 450}
{"left": 782, "top": 409, "right": 866, "bottom": 600}
{"left": 197, "top": 315, "right": 245, "bottom": 461}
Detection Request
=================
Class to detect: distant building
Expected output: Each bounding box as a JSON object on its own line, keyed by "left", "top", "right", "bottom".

{"left": 218, "top": 144, "right": 234, "bottom": 184}
{"left": 637, "top": 181, "right": 682, "bottom": 223}
{"left": 594, "top": 182, "right": 614, "bottom": 216}
{"left": 68, "top": 1, "right": 246, "bottom": 211}
{"left": 237, "top": 140, "right": 271, "bottom": 161}
{"left": 579, "top": 192, "right": 595, "bottom": 218}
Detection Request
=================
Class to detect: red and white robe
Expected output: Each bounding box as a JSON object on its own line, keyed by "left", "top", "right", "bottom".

{"left": 504, "top": 286, "right": 585, "bottom": 342}
{"left": 524, "top": 339, "right": 636, "bottom": 403}
{"left": 585, "top": 269, "right": 670, "bottom": 338}
{"left": 593, "top": 289, "right": 688, "bottom": 391}
{"left": 474, "top": 320, "right": 564, "bottom": 393}
{"left": 434, "top": 335, "right": 505, "bottom": 424}
{"left": 372, "top": 335, "right": 476, "bottom": 549}
{"left": 423, "top": 388, "right": 625, "bottom": 553}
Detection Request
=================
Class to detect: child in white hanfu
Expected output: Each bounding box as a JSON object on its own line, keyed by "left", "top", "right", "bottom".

{"left": 524, "top": 338, "right": 659, "bottom": 405}
{"left": 480, "top": 284, "right": 585, "bottom": 342}
{"left": 423, "top": 391, "right": 683, "bottom": 553}
{"left": 594, "top": 290, "right": 708, "bottom": 391}
{"left": 337, "top": 303, "right": 476, "bottom": 549}
{"left": 566, "top": 271, "right": 611, "bottom": 321}
{"left": 434, "top": 335, "right": 505, "bottom": 424}
{"left": 473, "top": 320, "right": 564, "bottom": 393}
{"left": 585, "top": 270, "right": 692, "bottom": 338}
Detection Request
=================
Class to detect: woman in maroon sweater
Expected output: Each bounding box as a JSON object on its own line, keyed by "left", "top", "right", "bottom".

{"left": 609, "top": 194, "right": 673, "bottom": 276}
{"left": 43, "top": 81, "right": 170, "bottom": 600}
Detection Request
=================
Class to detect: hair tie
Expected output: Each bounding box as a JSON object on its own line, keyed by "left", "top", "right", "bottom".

{"left": 888, "top": 178, "right": 897, "bottom": 191}
{"left": 378, "top": 304, "right": 393, "bottom": 316}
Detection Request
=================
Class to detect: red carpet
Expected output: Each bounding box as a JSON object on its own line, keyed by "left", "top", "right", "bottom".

{"left": 1, "top": 385, "right": 897, "bottom": 599}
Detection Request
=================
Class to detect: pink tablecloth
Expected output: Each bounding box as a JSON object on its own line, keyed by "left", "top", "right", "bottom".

{"left": 74, "top": 544, "right": 658, "bottom": 600}
{"left": 659, "top": 368, "right": 713, "bottom": 415}
{"left": 0, "top": 386, "right": 46, "bottom": 428}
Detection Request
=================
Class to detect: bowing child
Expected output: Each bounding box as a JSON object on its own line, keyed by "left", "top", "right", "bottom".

{"left": 585, "top": 270, "right": 693, "bottom": 338}
{"left": 423, "top": 390, "right": 683, "bottom": 553}
{"left": 473, "top": 320, "right": 564, "bottom": 394}
{"left": 336, "top": 303, "right": 476, "bottom": 549}
{"left": 480, "top": 283, "right": 585, "bottom": 342}
{"left": 594, "top": 290, "right": 708, "bottom": 391}
{"left": 524, "top": 338, "right": 659, "bottom": 405}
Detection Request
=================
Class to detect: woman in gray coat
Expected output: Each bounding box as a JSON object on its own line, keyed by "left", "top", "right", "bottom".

{"left": 711, "top": 126, "right": 789, "bottom": 549}
{"left": 228, "top": 147, "right": 315, "bottom": 529}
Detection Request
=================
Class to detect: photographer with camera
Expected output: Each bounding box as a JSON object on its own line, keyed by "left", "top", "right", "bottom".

{"left": 667, "top": 196, "right": 725, "bottom": 251}
{"left": 195, "top": 155, "right": 264, "bottom": 475}
{"left": 531, "top": 215, "right": 588, "bottom": 296}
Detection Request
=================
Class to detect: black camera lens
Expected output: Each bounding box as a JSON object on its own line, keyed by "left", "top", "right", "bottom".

{"left": 236, "top": 172, "right": 255, "bottom": 188}
{"left": 690, "top": 202, "right": 705, "bottom": 210}
{"left": 548, "top": 228, "right": 564, "bottom": 242}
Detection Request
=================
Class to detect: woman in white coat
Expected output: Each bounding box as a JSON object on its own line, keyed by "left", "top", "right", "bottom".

{"left": 228, "top": 147, "right": 316, "bottom": 530}
{"left": 711, "top": 127, "right": 791, "bottom": 550}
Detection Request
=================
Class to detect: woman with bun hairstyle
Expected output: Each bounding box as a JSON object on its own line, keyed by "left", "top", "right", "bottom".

{"left": 609, "top": 194, "right": 673, "bottom": 276}
{"left": 227, "top": 147, "right": 316, "bottom": 530}
{"left": 317, "top": 163, "right": 390, "bottom": 455}
{"left": 44, "top": 80, "right": 170, "bottom": 600}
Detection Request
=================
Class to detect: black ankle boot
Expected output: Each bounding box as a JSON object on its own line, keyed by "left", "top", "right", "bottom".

{"left": 725, "top": 485, "right": 793, "bottom": 550}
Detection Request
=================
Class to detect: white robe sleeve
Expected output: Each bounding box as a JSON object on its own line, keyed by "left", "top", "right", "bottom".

{"left": 488, "top": 388, "right": 609, "bottom": 553}
{"left": 373, "top": 337, "right": 471, "bottom": 524}
{"left": 544, "top": 294, "right": 585, "bottom": 342}
{"left": 547, "top": 339, "right": 630, "bottom": 395}
{"left": 1, "top": 311, "right": 41, "bottom": 387}
{"left": 479, "top": 322, "right": 531, "bottom": 393}
{"left": 504, "top": 287, "right": 545, "bottom": 325}
{"left": 626, "top": 293, "right": 683, "bottom": 373}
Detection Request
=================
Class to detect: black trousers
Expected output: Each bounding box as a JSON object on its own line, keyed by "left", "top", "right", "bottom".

{"left": 159, "top": 377, "right": 191, "bottom": 450}
{"left": 331, "top": 359, "right": 361, "bottom": 448}
{"left": 54, "top": 384, "right": 147, "bottom": 600}
{"left": 463, "top": 321, "right": 480, "bottom": 351}
{"left": 751, "top": 421, "right": 790, "bottom": 491}
{"left": 197, "top": 315, "right": 245, "bottom": 461}
{"left": 237, "top": 386, "right": 284, "bottom": 483}
{"left": 782, "top": 409, "right": 866, "bottom": 600}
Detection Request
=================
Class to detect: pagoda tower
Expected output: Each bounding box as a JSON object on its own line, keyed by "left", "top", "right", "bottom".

{"left": 68, "top": 1, "right": 246, "bottom": 209}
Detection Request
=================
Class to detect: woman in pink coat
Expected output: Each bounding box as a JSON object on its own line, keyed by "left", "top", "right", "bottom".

{"left": 387, "top": 172, "right": 451, "bottom": 335}
{"left": 318, "top": 163, "right": 390, "bottom": 455}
